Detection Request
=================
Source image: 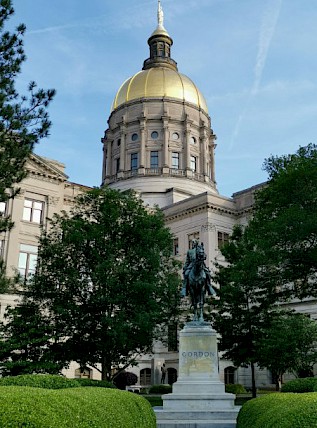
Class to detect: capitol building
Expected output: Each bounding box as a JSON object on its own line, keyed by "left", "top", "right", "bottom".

{"left": 0, "top": 2, "right": 315, "bottom": 388}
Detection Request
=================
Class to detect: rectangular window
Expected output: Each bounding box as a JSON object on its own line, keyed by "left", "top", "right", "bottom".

{"left": 190, "top": 155, "right": 197, "bottom": 172}
{"left": 131, "top": 153, "right": 138, "bottom": 170}
{"left": 172, "top": 152, "right": 179, "bottom": 169}
{"left": 188, "top": 232, "right": 199, "bottom": 249}
{"left": 0, "top": 202, "right": 6, "bottom": 214}
{"left": 18, "top": 244, "right": 38, "bottom": 279}
{"left": 217, "top": 231, "right": 230, "bottom": 249}
{"left": 116, "top": 157, "right": 120, "bottom": 173}
{"left": 150, "top": 151, "right": 159, "bottom": 168}
{"left": 0, "top": 240, "right": 4, "bottom": 258}
{"left": 173, "top": 238, "right": 179, "bottom": 256}
{"left": 22, "top": 199, "right": 44, "bottom": 224}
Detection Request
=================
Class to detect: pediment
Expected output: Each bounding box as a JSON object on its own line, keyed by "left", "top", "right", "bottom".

{"left": 26, "top": 154, "right": 69, "bottom": 182}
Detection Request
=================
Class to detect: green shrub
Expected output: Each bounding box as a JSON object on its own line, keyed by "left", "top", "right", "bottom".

{"left": 144, "top": 395, "right": 163, "bottom": 407}
{"left": 281, "top": 377, "right": 317, "bottom": 393}
{"left": 0, "top": 374, "right": 80, "bottom": 389}
{"left": 225, "top": 384, "right": 247, "bottom": 394}
{"left": 73, "top": 378, "right": 116, "bottom": 388}
{"left": 237, "top": 392, "right": 317, "bottom": 428}
{"left": 149, "top": 384, "right": 172, "bottom": 394}
{"left": 0, "top": 386, "right": 156, "bottom": 427}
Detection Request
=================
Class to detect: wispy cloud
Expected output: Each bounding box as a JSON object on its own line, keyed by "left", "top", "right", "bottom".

{"left": 229, "top": 0, "right": 283, "bottom": 149}
{"left": 252, "top": 0, "right": 282, "bottom": 95}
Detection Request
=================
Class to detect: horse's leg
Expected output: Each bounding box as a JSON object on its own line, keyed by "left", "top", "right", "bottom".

{"left": 199, "top": 282, "right": 204, "bottom": 322}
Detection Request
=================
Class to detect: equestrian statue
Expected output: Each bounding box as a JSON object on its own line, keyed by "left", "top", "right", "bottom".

{"left": 182, "top": 240, "right": 216, "bottom": 323}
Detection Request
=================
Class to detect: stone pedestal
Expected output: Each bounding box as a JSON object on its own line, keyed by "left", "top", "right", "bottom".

{"left": 155, "top": 323, "right": 240, "bottom": 428}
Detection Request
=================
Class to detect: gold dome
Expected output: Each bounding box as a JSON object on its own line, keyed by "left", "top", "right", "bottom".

{"left": 111, "top": 67, "right": 208, "bottom": 113}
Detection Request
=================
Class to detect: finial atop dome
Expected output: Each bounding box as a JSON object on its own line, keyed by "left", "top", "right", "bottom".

{"left": 158, "top": 0, "right": 164, "bottom": 28}
{"left": 142, "top": 0, "right": 177, "bottom": 71}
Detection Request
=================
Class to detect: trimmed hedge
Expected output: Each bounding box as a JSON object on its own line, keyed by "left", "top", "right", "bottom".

{"left": 0, "top": 386, "right": 156, "bottom": 427}
{"left": 237, "top": 392, "right": 317, "bottom": 428}
{"left": 149, "top": 384, "right": 172, "bottom": 394}
{"left": 73, "top": 378, "right": 116, "bottom": 389}
{"left": 281, "top": 377, "right": 317, "bottom": 393}
{"left": 0, "top": 374, "right": 79, "bottom": 389}
{"left": 225, "top": 383, "right": 247, "bottom": 394}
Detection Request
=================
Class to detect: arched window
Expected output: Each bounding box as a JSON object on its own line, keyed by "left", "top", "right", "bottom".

{"left": 74, "top": 367, "right": 92, "bottom": 379}
{"left": 224, "top": 366, "right": 236, "bottom": 384}
{"left": 167, "top": 368, "right": 177, "bottom": 385}
{"left": 140, "top": 368, "right": 151, "bottom": 385}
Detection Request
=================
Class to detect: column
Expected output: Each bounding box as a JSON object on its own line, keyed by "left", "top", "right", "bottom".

{"left": 139, "top": 118, "right": 146, "bottom": 169}
{"left": 106, "top": 140, "right": 112, "bottom": 177}
{"left": 119, "top": 124, "right": 126, "bottom": 173}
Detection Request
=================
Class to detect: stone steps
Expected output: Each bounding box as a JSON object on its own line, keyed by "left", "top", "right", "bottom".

{"left": 155, "top": 407, "right": 240, "bottom": 428}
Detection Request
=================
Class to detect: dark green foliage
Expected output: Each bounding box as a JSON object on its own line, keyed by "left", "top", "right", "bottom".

{"left": 0, "top": 374, "right": 79, "bottom": 389}
{"left": 0, "top": 0, "right": 54, "bottom": 293}
{"left": 250, "top": 144, "right": 317, "bottom": 301}
{"left": 144, "top": 396, "right": 163, "bottom": 407}
{"left": 225, "top": 383, "right": 247, "bottom": 394}
{"left": 2, "top": 188, "right": 181, "bottom": 379}
{"left": 237, "top": 393, "right": 317, "bottom": 428}
{"left": 211, "top": 225, "right": 275, "bottom": 397}
{"left": 0, "top": 1, "right": 55, "bottom": 233}
{"left": 257, "top": 313, "right": 317, "bottom": 385}
{"left": 281, "top": 378, "right": 317, "bottom": 393}
{"left": 0, "top": 386, "right": 156, "bottom": 427}
{"left": 113, "top": 371, "right": 138, "bottom": 390}
{"left": 73, "top": 378, "right": 116, "bottom": 388}
{"left": 211, "top": 144, "right": 317, "bottom": 398}
{"left": 148, "top": 384, "right": 172, "bottom": 394}
{"left": 0, "top": 302, "right": 66, "bottom": 376}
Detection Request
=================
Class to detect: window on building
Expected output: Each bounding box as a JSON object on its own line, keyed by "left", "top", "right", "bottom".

{"left": 140, "top": 368, "right": 151, "bottom": 385}
{"left": 172, "top": 132, "right": 179, "bottom": 140}
{"left": 22, "top": 199, "right": 44, "bottom": 224}
{"left": 74, "top": 367, "right": 92, "bottom": 379}
{"left": 116, "top": 157, "right": 120, "bottom": 173}
{"left": 117, "top": 138, "right": 121, "bottom": 147}
{"left": 217, "top": 231, "right": 230, "bottom": 249}
{"left": 0, "top": 240, "right": 4, "bottom": 258}
{"left": 224, "top": 366, "right": 235, "bottom": 385}
{"left": 131, "top": 133, "right": 139, "bottom": 142}
{"left": 188, "top": 232, "right": 199, "bottom": 249}
{"left": 18, "top": 244, "right": 38, "bottom": 279}
{"left": 190, "top": 155, "right": 197, "bottom": 172}
{"left": 131, "top": 152, "right": 138, "bottom": 170}
{"left": 150, "top": 151, "right": 159, "bottom": 168}
{"left": 190, "top": 136, "right": 196, "bottom": 144}
{"left": 168, "top": 323, "right": 178, "bottom": 352}
{"left": 151, "top": 131, "right": 159, "bottom": 139}
{"left": 173, "top": 238, "right": 179, "bottom": 256}
{"left": 172, "top": 152, "right": 179, "bottom": 169}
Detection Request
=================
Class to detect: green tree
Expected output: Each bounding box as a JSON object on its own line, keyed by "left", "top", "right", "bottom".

{"left": 1, "top": 188, "right": 180, "bottom": 379}
{"left": 0, "top": 0, "right": 55, "bottom": 233}
{"left": 250, "top": 144, "right": 317, "bottom": 301}
{"left": 211, "top": 226, "right": 275, "bottom": 398}
{"left": 0, "top": 302, "right": 65, "bottom": 376}
{"left": 0, "top": 0, "right": 55, "bottom": 293}
{"left": 256, "top": 312, "right": 317, "bottom": 390}
{"left": 212, "top": 144, "right": 317, "bottom": 397}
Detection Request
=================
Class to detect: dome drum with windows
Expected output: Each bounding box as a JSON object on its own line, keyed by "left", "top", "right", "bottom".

{"left": 102, "top": 1, "right": 218, "bottom": 208}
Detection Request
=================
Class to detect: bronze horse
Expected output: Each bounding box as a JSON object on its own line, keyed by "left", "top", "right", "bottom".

{"left": 186, "top": 243, "right": 216, "bottom": 322}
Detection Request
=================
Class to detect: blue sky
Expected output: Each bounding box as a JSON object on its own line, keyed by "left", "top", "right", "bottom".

{"left": 10, "top": 0, "right": 317, "bottom": 197}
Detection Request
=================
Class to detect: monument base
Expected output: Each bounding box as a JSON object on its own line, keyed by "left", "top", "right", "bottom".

{"left": 154, "top": 323, "right": 240, "bottom": 428}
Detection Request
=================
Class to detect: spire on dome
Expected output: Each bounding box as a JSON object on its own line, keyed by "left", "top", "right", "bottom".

{"left": 142, "top": 1, "right": 177, "bottom": 71}
{"left": 157, "top": 0, "right": 164, "bottom": 28}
